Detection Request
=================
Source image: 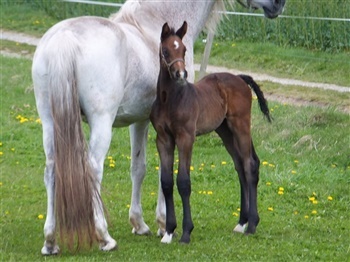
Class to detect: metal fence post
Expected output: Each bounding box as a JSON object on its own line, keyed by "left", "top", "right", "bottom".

{"left": 199, "top": 32, "right": 215, "bottom": 79}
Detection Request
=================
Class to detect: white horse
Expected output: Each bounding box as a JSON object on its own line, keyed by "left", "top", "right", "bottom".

{"left": 32, "top": 0, "right": 285, "bottom": 255}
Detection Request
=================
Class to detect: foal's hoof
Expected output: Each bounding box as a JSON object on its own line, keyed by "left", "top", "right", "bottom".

{"left": 233, "top": 223, "right": 247, "bottom": 234}
{"left": 160, "top": 232, "right": 174, "bottom": 244}
{"left": 99, "top": 238, "right": 118, "bottom": 251}
{"left": 41, "top": 242, "right": 60, "bottom": 256}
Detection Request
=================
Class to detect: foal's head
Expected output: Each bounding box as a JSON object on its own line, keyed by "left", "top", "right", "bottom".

{"left": 160, "top": 21, "right": 188, "bottom": 83}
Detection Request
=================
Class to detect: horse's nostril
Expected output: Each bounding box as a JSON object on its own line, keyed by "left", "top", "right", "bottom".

{"left": 176, "top": 71, "right": 181, "bottom": 78}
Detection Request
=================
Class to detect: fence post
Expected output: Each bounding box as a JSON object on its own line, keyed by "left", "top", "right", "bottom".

{"left": 199, "top": 32, "right": 215, "bottom": 79}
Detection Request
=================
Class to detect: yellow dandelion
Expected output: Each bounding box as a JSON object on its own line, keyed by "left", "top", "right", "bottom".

{"left": 200, "top": 163, "right": 205, "bottom": 167}
{"left": 232, "top": 212, "right": 239, "bottom": 217}
{"left": 266, "top": 182, "right": 271, "bottom": 186}
{"left": 221, "top": 161, "right": 227, "bottom": 165}
{"left": 150, "top": 192, "right": 156, "bottom": 196}
{"left": 38, "top": 214, "right": 44, "bottom": 220}
{"left": 278, "top": 187, "right": 284, "bottom": 191}
{"left": 190, "top": 166, "right": 194, "bottom": 171}
{"left": 312, "top": 200, "right": 318, "bottom": 204}
{"left": 304, "top": 215, "right": 309, "bottom": 219}
{"left": 0, "top": 152, "right": 3, "bottom": 156}
{"left": 207, "top": 191, "right": 213, "bottom": 195}
{"left": 0, "top": 182, "right": 3, "bottom": 186}
{"left": 11, "top": 148, "right": 15, "bottom": 151}
{"left": 155, "top": 166, "right": 159, "bottom": 170}
{"left": 262, "top": 161, "right": 268, "bottom": 166}
{"left": 294, "top": 160, "right": 299, "bottom": 164}
{"left": 327, "top": 196, "right": 333, "bottom": 201}
{"left": 311, "top": 210, "right": 317, "bottom": 215}
{"left": 270, "top": 108, "right": 274, "bottom": 112}
{"left": 312, "top": 192, "right": 317, "bottom": 196}
{"left": 331, "top": 164, "right": 336, "bottom": 168}
{"left": 237, "top": 208, "right": 241, "bottom": 212}
{"left": 0, "top": 142, "right": 2, "bottom": 146}
{"left": 231, "top": 43, "right": 236, "bottom": 47}
{"left": 267, "top": 207, "right": 273, "bottom": 211}
{"left": 5, "top": 211, "right": 9, "bottom": 215}
{"left": 252, "top": 96, "right": 257, "bottom": 100}
{"left": 294, "top": 211, "right": 298, "bottom": 215}
{"left": 126, "top": 204, "right": 130, "bottom": 208}
{"left": 309, "top": 196, "right": 316, "bottom": 202}
{"left": 268, "top": 163, "right": 275, "bottom": 168}
{"left": 211, "top": 164, "right": 215, "bottom": 168}
{"left": 198, "top": 191, "right": 202, "bottom": 194}
{"left": 203, "top": 191, "right": 207, "bottom": 194}
{"left": 278, "top": 191, "right": 284, "bottom": 195}
{"left": 291, "top": 170, "right": 297, "bottom": 174}
{"left": 174, "top": 170, "right": 178, "bottom": 174}
{"left": 109, "top": 163, "right": 115, "bottom": 168}
{"left": 107, "top": 156, "right": 113, "bottom": 160}
{"left": 199, "top": 167, "right": 203, "bottom": 171}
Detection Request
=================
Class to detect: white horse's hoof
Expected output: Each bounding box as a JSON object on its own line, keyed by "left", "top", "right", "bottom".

{"left": 41, "top": 242, "right": 60, "bottom": 256}
{"left": 157, "top": 228, "right": 165, "bottom": 237}
{"left": 161, "top": 232, "right": 173, "bottom": 244}
{"left": 132, "top": 226, "right": 152, "bottom": 235}
{"left": 99, "top": 238, "right": 117, "bottom": 251}
{"left": 233, "top": 223, "right": 248, "bottom": 234}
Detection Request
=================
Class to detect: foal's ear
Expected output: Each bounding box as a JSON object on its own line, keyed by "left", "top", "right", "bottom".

{"left": 176, "top": 21, "right": 187, "bottom": 39}
{"left": 161, "top": 22, "right": 171, "bottom": 42}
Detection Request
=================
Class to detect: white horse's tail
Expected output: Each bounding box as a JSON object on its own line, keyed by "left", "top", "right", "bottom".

{"left": 46, "top": 34, "right": 98, "bottom": 250}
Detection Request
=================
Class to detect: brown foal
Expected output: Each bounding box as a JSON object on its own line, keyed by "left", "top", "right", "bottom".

{"left": 150, "top": 21, "right": 271, "bottom": 244}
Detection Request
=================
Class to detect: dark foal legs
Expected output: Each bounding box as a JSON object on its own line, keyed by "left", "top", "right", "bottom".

{"left": 215, "top": 120, "right": 260, "bottom": 234}
{"left": 176, "top": 136, "right": 195, "bottom": 244}
{"left": 156, "top": 133, "right": 177, "bottom": 243}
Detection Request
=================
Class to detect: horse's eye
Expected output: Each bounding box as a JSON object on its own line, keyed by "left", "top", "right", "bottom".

{"left": 162, "top": 49, "right": 169, "bottom": 58}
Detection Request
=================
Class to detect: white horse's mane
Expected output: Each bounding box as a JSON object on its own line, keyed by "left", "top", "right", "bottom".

{"left": 110, "top": 0, "right": 234, "bottom": 35}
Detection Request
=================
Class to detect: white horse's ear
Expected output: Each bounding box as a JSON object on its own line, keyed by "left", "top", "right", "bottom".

{"left": 161, "top": 22, "right": 171, "bottom": 42}
{"left": 176, "top": 21, "right": 187, "bottom": 39}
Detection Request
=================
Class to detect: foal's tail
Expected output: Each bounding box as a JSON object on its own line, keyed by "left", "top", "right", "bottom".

{"left": 46, "top": 34, "right": 99, "bottom": 250}
{"left": 239, "top": 74, "right": 272, "bottom": 122}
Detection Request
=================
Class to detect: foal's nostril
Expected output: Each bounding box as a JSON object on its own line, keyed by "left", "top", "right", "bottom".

{"left": 176, "top": 71, "right": 181, "bottom": 78}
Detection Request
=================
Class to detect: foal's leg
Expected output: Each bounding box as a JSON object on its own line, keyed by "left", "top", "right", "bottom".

{"left": 129, "top": 120, "right": 151, "bottom": 235}
{"left": 156, "top": 133, "right": 176, "bottom": 244}
{"left": 216, "top": 121, "right": 249, "bottom": 234}
{"left": 226, "top": 117, "right": 260, "bottom": 234}
{"left": 176, "top": 132, "right": 195, "bottom": 244}
{"left": 88, "top": 116, "right": 117, "bottom": 251}
{"left": 156, "top": 169, "right": 166, "bottom": 237}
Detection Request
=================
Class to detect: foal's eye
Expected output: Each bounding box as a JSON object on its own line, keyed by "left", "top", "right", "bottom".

{"left": 162, "top": 49, "right": 169, "bottom": 58}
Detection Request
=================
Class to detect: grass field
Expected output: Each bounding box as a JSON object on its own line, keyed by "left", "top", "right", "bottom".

{"left": 1, "top": 2, "right": 349, "bottom": 261}
{"left": 1, "top": 54, "right": 349, "bottom": 261}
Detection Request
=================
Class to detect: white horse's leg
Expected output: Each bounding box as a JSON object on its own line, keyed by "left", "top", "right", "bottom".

{"left": 41, "top": 123, "right": 60, "bottom": 255}
{"left": 88, "top": 116, "right": 117, "bottom": 251}
{"left": 129, "top": 120, "right": 151, "bottom": 235}
{"left": 156, "top": 171, "right": 166, "bottom": 237}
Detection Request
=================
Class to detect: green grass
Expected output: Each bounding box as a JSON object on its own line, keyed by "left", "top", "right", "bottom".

{"left": 194, "top": 39, "right": 350, "bottom": 87}
{"left": 1, "top": 54, "right": 349, "bottom": 261}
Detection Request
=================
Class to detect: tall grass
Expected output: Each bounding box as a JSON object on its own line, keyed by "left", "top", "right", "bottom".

{"left": 219, "top": 0, "right": 350, "bottom": 52}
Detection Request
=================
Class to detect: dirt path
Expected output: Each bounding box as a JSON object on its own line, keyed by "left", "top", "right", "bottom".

{"left": 1, "top": 29, "right": 349, "bottom": 112}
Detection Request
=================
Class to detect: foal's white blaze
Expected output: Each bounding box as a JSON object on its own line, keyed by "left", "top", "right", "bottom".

{"left": 174, "top": 40, "right": 179, "bottom": 49}
{"left": 161, "top": 232, "right": 174, "bottom": 244}
{"left": 233, "top": 223, "right": 248, "bottom": 234}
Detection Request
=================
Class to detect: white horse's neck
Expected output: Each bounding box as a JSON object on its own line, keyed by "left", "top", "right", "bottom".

{"left": 111, "top": 0, "right": 229, "bottom": 43}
